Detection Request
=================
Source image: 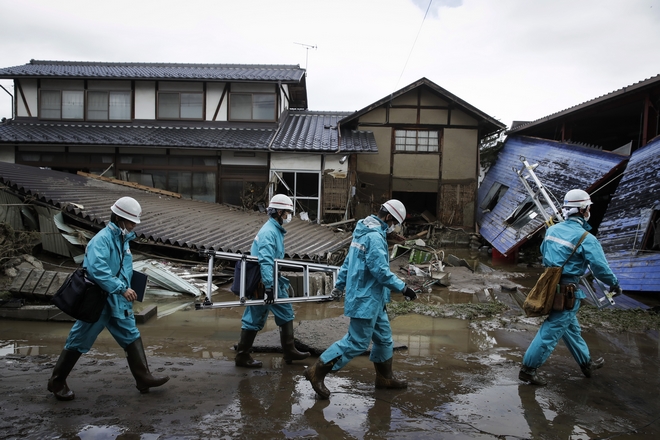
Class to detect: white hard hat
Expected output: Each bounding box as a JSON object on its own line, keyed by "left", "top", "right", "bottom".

{"left": 268, "top": 194, "right": 294, "bottom": 211}
{"left": 563, "top": 189, "right": 592, "bottom": 209}
{"left": 111, "top": 196, "right": 142, "bottom": 224}
{"left": 382, "top": 199, "right": 406, "bottom": 224}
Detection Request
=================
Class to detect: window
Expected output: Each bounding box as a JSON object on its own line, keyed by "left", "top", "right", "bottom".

{"left": 480, "top": 182, "right": 509, "bottom": 212}
{"left": 40, "top": 90, "right": 84, "bottom": 120}
{"left": 229, "top": 93, "right": 276, "bottom": 121}
{"left": 395, "top": 129, "right": 439, "bottom": 152}
{"left": 271, "top": 171, "right": 321, "bottom": 222}
{"left": 505, "top": 196, "right": 547, "bottom": 230}
{"left": 87, "top": 91, "right": 131, "bottom": 120}
{"left": 641, "top": 208, "right": 660, "bottom": 250}
{"left": 158, "top": 92, "right": 203, "bottom": 119}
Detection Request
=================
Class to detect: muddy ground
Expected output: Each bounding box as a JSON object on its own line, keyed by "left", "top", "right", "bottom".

{"left": 1, "top": 255, "right": 660, "bottom": 439}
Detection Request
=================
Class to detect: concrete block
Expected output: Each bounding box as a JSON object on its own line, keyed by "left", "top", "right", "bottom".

{"left": 135, "top": 305, "right": 157, "bottom": 324}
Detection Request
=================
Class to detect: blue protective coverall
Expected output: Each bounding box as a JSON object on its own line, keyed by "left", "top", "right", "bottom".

{"left": 241, "top": 217, "right": 294, "bottom": 331}
{"left": 64, "top": 222, "right": 141, "bottom": 352}
{"left": 320, "top": 215, "right": 405, "bottom": 370}
{"left": 522, "top": 216, "right": 618, "bottom": 369}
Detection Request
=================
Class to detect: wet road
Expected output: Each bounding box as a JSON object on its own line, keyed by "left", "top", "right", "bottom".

{"left": 1, "top": 294, "right": 659, "bottom": 439}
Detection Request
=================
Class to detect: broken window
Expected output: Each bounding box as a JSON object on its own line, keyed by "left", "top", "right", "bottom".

{"left": 480, "top": 182, "right": 509, "bottom": 212}
{"left": 641, "top": 208, "right": 660, "bottom": 251}
{"left": 394, "top": 130, "right": 439, "bottom": 152}
{"left": 505, "top": 195, "right": 547, "bottom": 230}
{"left": 270, "top": 170, "right": 320, "bottom": 222}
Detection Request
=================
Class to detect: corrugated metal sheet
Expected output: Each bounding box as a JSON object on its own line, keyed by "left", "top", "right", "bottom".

{"left": 0, "top": 60, "right": 305, "bottom": 82}
{"left": 0, "top": 162, "right": 351, "bottom": 262}
{"left": 598, "top": 136, "right": 660, "bottom": 293}
{"left": 0, "top": 191, "right": 25, "bottom": 230}
{"left": 33, "top": 206, "right": 75, "bottom": 258}
{"left": 477, "top": 135, "right": 628, "bottom": 256}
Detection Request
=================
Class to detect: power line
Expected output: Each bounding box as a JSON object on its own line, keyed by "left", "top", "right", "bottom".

{"left": 395, "top": 0, "right": 433, "bottom": 90}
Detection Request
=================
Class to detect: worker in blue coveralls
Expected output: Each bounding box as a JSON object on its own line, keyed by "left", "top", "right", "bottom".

{"left": 48, "top": 196, "right": 169, "bottom": 401}
{"left": 234, "top": 194, "right": 310, "bottom": 368}
{"left": 519, "top": 189, "right": 622, "bottom": 386}
{"left": 304, "top": 199, "right": 418, "bottom": 399}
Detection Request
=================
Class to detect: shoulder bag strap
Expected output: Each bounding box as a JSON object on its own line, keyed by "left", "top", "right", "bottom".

{"left": 560, "top": 231, "right": 589, "bottom": 269}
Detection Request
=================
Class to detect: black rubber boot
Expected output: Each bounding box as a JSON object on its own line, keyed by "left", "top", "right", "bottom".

{"left": 374, "top": 357, "right": 408, "bottom": 389}
{"left": 47, "top": 349, "right": 82, "bottom": 401}
{"left": 519, "top": 365, "right": 547, "bottom": 386}
{"left": 235, "top": 329, "right": 263, "bottom": 368}
{"left": 280, "top": 321, "right": 310, "bottom": 364}
{"left": 580, "top": 357, "right": 604, "bottom": 378}
{"left": 303, "top": 357, "right": 337, "bottom": 399}
{"left": 125, "top": 337, "right": 170, "bottom": 394}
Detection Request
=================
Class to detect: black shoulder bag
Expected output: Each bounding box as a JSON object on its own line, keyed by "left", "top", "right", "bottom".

{"left": 52, "top": 238, "right": 125, "bottom": 323}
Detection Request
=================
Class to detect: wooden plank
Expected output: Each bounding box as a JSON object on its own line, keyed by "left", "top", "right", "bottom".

{"left": 8, "top": 269, "right": 32, "bottom": 293}
{"left": 77, "top": 171, "right": 182, "bottom": 198}
{"left": 34, "top": 270, "right": 58, "bottom": 296}
{"left": 47, "top": 272, "right": 70, "bottom": 296}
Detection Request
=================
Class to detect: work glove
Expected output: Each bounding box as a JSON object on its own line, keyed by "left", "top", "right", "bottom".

{"left": 330, "top": 287, "right": 344, "bottom": 301}
{"left": 264, "top": 287, "right": 275, "bottom": 305}
{"left": 402, "top": 285, "right": 417, "bottom": 301}
{"left": 610, "top": 285, "right": 623, "bottom": 297}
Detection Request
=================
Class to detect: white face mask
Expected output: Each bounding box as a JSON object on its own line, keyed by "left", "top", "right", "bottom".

{"left": 282, "top": 212, "right": 292, "bottom": 225}
{"left": 387, "top": 223, "right": 396, "bottom": 233}
{"left": 121, "top": 227, "right": 129, "bottom": 236}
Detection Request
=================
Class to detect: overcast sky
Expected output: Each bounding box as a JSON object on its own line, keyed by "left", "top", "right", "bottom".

{"left": 1, "top": 0, "right": 659, "bottom": 128}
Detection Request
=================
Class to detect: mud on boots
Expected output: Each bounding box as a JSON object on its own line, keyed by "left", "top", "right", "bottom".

{"left": 304, "top": 356, "right": 339, "bottom": 399}
{"left": 374, "top": 357, "right": 408, "bottom": 389}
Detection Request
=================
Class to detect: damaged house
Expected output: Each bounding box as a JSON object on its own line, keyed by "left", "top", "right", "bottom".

{"left": 480, "top": 74, "right": 660, "bottom": 295}
{"left": 337, "top": 78, "right": 505, "bottom": 229}
{"left": 0, "top": 60, "right": 377, "bottom": 223}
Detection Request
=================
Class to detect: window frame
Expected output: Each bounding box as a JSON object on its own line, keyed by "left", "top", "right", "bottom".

{"left": 86, "top": 90, "right": 132, "bottom": 121}
{"left": 39, "top": 89, "right": 85, "bottom": 121}
{"left": 157, "top": 91, "right": 204, "bottom": 120}
{"left": 394, "top": 129, "right": 440, "bottom": 153}
{"left": 229, "top": 92, "right": 277, "bottom": 122}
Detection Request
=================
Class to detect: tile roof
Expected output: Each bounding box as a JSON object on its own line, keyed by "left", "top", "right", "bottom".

{"left": 0, "top": 121, "right": 274, "bottom": 150}
{"left": 477, "top": 135, "right": 628, "bottom": 256}
{"left": 0, "top": 60, "right": 306, "bottom": 82}
{"left": 273, "top": 111, "right": 378, "bottom": 153}
{"left": 0, "top": 162, "right": 351, "bottom": 262}
{"left": 0, "top": 115, "right": 377, "bottom": 153}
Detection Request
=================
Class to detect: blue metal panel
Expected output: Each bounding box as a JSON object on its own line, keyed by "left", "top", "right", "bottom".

{"left": 600, "top": 137, "right": 660, "bottom": 293}
{"left": 478, "top": 135, "right": 627, "bottom": 255}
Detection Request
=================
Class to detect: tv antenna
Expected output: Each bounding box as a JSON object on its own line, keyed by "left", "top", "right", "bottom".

{"left": 294, "top": 42, "right": 317, "bottom": 74}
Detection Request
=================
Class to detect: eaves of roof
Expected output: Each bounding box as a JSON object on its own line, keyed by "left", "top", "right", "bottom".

{"left": 0, "top": 118, "right": 377, "bottom": 154}
{"left": 0, "top": 162, "right": 351, "bottom": 261}
{"left": 0, "top": 60, "right": 306, "bottom": 83}
{"left": 338, "top": 77, "right": 506, "bottom": 136}
{"left": 508, "top": 74, "right": 660, "bottom": 134}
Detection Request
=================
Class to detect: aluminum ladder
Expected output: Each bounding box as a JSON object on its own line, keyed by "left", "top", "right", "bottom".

{"left": 195, "top": 250, "right": 340, "bottom": 310}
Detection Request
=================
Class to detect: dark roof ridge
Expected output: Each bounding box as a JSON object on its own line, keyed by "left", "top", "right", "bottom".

{"left": 28, "top": 59, "right": 302, "bottom": 70}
